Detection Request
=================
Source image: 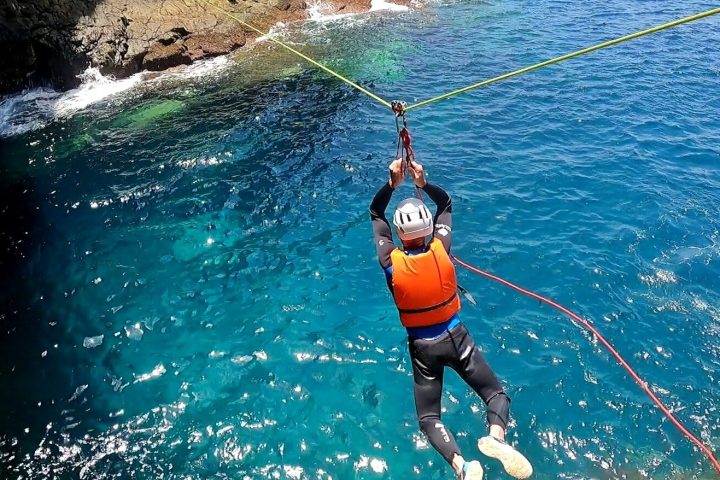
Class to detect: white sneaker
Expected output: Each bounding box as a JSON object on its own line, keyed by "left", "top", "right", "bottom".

{"left": 477, "top": 435, "right": 533, "bottom": 479}
{"left": 461, "top": 460, "right": 484, "bottom": 480}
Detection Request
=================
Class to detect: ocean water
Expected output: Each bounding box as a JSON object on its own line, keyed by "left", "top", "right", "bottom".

{"left": 1, "top": 0, "right": 719, "bottom": 478}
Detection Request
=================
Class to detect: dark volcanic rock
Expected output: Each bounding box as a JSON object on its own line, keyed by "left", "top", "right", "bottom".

{"left": 0, "top": 0, "right": 305, "bottom": 95}
{"left": 142, "top": 41, "right": 192, "bottom": 71}
{"left": 140, "top": 29, "right": 247, "bottom": 71}
{"left": 0, "top": 0, "right": 99, "bottom": 93}
{"left": 184, "top": 32, "right": 247, "bottom": 61}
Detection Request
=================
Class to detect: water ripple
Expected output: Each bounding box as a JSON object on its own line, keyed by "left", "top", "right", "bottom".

{"left": 2, "top": 0, "right": 720, "bottom": 478}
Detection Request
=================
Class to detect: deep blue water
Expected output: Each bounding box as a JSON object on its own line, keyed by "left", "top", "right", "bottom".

{"left": 1, "top": 0, "right": 719, "bottom": 478}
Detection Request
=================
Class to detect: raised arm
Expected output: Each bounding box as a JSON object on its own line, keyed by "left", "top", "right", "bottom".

{"left": 422, "top": 183, "right": 452, "bottom": 252}
{"left": 370, "top": 183, "right": 396, "bottom": 268}
{"left": 407, "top": 161, "right": 453, "bottom": 253}
{"left": 369, "top": 159, "right": 405, "bottom": 268}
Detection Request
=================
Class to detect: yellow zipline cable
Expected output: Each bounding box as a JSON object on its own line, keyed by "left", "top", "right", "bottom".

{"left": 405, "top": 6, "right": 720, "bottom": 111}
{"left": 194, "top": 0, "right": 393, "bottom": 108}
{"left": 194, "top": 1, "right": 719, "bottom": 113}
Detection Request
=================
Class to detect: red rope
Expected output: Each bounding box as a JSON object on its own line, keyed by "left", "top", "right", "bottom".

{"left": 392, "top": 108, "right": 425, "bottom": 201}
{"left": 399, "top": 126, "right": 415, "bottom": 164}
{"left": 451, "top": 255, "right": 720, "bottom": 475}
{"left": 389, "top": 95, "right": 718, "bottom": 476}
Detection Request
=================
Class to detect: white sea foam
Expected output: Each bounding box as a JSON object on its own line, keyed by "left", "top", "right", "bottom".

{"left": 0, "top": 69, "right": 144, "bottom": 138}
{"left": 370, "top": 0, "right": 408, "bottom": 12}
{"left": 151, "top": 55, "right": 230, "bottom": 81}
{"left": 639, "top": 269, "right": 678, "bottom": 286}
{"left": 0, "top": 57, "right": 231, "bottom": 138}
{"left": 306, "top": 1, "right": 354, "bottom": 22}
{"left": 0, "top": 88, "right": 59, "bottom": 137}
{"left": 54, "top": 68, "right": 142, "bottom": 116}
{"left": 304, "top": 0, "right": 406, "bottom": 22}
{"left": 257, "top": 22, "right": 290, "bottom": 42}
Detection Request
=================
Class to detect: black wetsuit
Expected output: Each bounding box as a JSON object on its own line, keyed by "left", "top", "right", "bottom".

{"left": 370, "top": 181, "right": 511, "bottom": 465}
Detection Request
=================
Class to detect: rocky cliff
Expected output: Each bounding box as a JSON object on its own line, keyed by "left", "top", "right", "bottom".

{"left": 0, "top": 0, "right": 313, "bottom": 95}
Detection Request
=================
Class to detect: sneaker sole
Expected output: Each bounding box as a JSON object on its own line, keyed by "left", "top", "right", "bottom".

{"left": 477, "top": 436, "right": 533, "bottom": 479}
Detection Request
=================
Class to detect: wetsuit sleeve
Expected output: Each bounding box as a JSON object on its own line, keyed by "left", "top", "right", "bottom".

{"left": 422, "top": 182, "right": 453, "bottom": 253}
{"left": 369, "top": 182, "right": 397, "bottom": 269}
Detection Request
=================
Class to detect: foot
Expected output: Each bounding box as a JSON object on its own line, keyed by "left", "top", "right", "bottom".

{"left": 477, "top": 435, "right": 532, "bottom": 479}
{"left": 461, "top": 460, "right": 484, "bottom": 480}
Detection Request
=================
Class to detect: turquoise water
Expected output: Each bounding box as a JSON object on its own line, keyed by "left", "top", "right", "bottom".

{"left": 1, "top": 0, "right": 720, "bottom": 478}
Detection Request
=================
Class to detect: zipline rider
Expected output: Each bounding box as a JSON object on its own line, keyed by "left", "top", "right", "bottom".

{"left": 369, "top": 159, "right": 533, "bottom": 480}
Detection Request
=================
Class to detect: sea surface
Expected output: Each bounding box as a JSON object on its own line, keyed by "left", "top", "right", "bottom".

{"left": 1, "top": 0, "right": 719, "bottom": 478}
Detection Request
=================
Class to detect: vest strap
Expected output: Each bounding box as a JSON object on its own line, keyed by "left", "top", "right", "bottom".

{"left": 398, "top": 292, "right": 458, "bottom": 314}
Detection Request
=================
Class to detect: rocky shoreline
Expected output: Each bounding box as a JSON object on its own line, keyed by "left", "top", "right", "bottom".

{"left": 0, "top": 0, "right": 384, "bottom": 96}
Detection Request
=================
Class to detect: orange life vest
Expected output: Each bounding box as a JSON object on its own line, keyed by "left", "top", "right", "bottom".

{"left": 390, "top": 238, "right": 461, "bottom": 327}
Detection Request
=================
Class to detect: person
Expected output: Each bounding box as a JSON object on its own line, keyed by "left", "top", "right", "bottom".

{"left": 369, "top": 158, "right": 533, "bottom": 479}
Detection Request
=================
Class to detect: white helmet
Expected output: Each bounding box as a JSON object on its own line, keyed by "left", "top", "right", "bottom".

{"left": 393, "top": 198, "right": 433, "bottom": 241}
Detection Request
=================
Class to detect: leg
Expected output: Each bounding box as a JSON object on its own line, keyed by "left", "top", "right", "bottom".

{"left": 486, "top": 392, "right": 511, "bottom": 438}
{"left": 448, "top": 325, "right": 510, "bottom": 431}
{"left": 409, "top": 339, "right": 462, "bottom": 466}
{"left": 448, "top": 326, "right": 533, "bottom": 479}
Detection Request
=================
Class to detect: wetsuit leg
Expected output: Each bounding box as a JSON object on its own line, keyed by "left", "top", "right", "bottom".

{"left": 448, "top": 324, "right": 510, "bottom": 429}
{"left": 409, "top": 337, "right": 461, "bottom": 465}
